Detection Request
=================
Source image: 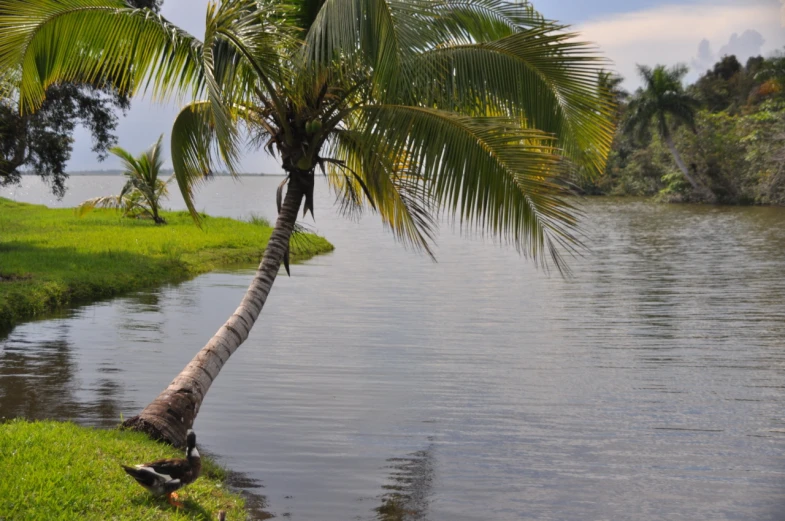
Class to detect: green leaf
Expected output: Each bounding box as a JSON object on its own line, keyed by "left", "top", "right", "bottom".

{"left": 0, "top": 0, "right": 203, "bottom": 113}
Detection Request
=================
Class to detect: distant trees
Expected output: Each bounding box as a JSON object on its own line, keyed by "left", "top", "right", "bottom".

{"left": 754, "top": 53, "right": 785, "bottom": 101}
{"left": 585, "top": 52, "right": 785, "bottom": 204}
{"left": 693, "top": 55, "right": 772, "bottom": 112}
{"left": 598, "top": 71, "right": 628, "bottom": 122}
{"left": 0, "top": 0, "right": 161, "bottom": 196}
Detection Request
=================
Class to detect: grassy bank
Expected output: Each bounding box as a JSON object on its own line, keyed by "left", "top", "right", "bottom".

{"left": 0, "top": 197, "right": 333, "bottom": 331}
{"left": 0, "top": 420, "right": 246, "bottom": 520}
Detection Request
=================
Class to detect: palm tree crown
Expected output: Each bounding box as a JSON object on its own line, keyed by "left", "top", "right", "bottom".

{"left": 625, "top": 64, "right": 698, "bottom": 142}
{"left": 0, "top": 0, "right": 615, "bottom": 269}
{"left": 0, "top": 0, "right": 616, "bottom": 445}
{"left": 624, "top": 64, "right": 703, "bottom": 192}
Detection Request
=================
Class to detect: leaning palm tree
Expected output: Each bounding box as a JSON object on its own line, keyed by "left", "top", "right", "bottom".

{"left": 0, "top": 0, "right": 615, "bottom": 446}
{"left": 78, "top": 135, "right": 172, "bottom": 223}
{"left": 624, "top": 64, "right": 703, "bottom": 193}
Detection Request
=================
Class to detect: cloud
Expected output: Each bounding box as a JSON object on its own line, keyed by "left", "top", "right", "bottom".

{"left": 577, "top": 2, "right": 785, "bottom": 89}
{"left": 691, "top": 29, "right": 767, "bottom": 75}
{"left": 781, "top": 0, "right": 785, "bottom": 26}
{"left": 718, "top": 30, "right": 766, "bottom": 60}
{"left": 692, "top": 39, "right": 715, "bottom": 74}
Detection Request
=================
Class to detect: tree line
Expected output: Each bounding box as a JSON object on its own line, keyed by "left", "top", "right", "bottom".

{"left": 582, "top": 52, "right": 785, "bottom": 204}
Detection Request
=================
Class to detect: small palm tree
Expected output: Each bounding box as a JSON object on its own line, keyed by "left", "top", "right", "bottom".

{"left": 0, "top": 0, "right": 615, "bottom": 446}
{"left": 625, "top": 64, "right": 704, "bottom": 193}
{"left": 78, "top": 135, "right": 172, "bottom": 224}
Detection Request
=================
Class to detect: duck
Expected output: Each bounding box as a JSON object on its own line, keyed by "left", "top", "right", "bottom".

{"left": 121, "top": 429, "right": 202, "bottom": 507}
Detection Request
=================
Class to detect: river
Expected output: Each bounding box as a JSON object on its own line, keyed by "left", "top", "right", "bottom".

{"left": 2, "top": 176, "right": 785, "bottom": 521}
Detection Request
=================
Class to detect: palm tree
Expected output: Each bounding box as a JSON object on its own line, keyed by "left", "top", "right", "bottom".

{"left": 78, "top": 135, "right": 172, "bottom": 224}
{"left": 598, "top": 70, "right": 628, "bottom": 123}
{"left": 0, "top": 0, "right": 615, "bottom": 446}
{"left": 624, "top": 64, "right": 704, "bottom": 193}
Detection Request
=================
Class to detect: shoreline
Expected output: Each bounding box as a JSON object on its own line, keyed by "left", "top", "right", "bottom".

{"left": 0, "top": 197, "right": 333, "bottom": 333}
{"left": 0, "top": 420, "right": 250, "bottom": 520}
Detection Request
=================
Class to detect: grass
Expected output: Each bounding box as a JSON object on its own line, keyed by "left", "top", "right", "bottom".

{"left": 0, "top": 419, "right": 246, "bottom": 521}
{"left": 0, "top": 197, "right": 333, "bottom": 331}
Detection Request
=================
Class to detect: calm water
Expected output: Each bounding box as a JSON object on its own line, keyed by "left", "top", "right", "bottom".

{"left": 2, "top": 176, "right": 785, "bottom": 521}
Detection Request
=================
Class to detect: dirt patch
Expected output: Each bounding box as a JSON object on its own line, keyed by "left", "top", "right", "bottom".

{"left": 0, "top": 273, "right": 32, "bottom": 282}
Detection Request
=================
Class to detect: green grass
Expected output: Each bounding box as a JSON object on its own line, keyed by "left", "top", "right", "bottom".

{"left": 0, "top": 420, "right": 247, "bottom": 521}
{"left": 0, "top": 197, "right": 333, "bottom": 331}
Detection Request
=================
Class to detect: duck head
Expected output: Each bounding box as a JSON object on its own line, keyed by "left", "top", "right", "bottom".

{"left": 186, "top": 429, "right": 200, "bottom": 459}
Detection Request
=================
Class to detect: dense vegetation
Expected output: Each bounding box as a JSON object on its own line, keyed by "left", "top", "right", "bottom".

{"left": 582, "top": 53, "right": 785, "bottom": 204}
{"left": 0, "top": 420, "right": 246, "bottom": 520}
{"left": 0, "top": 197, "right": 332, "bottom": 331}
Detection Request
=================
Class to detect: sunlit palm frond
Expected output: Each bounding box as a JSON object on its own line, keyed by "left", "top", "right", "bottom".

{"left": 303, "top": 0, "right": 443, "bottom": 101}
{"left": 0, "top": 0, "right": 204, "bottom": 113}
{"left": 432, "top": 0, "right": 547, "bottom": 43}
{"left": 170, "top": 100, "right": 241, "bottom": 222}
{"left": 411, "top": 26, "right": 615, "bottom": 176}
{"left": 355, "top": 104, "right": 580, "bottom": 271}
{"left": 327, "top": 128, "right": 438, "bottom": 255}
{"left": 75, "top": 195, "right": 124, "bottom": 216}
{"left": 200, "top": 0, "right": 295, "bottom": 177}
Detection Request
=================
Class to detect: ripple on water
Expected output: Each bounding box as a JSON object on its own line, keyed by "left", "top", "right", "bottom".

{"left": 2, "top": 179, "right": 785, "bottom": 520}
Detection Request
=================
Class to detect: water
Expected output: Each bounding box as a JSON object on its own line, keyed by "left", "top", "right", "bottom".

{"left": 2, "top": 176, "right": 785, "bottom": 521}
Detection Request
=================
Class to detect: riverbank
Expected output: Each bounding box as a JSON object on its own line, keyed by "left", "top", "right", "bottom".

{"left": 0, "top": 197, "right": 333, "bottom": 332}
{"left": 0, "top": 420, "right": 246, "bottom": 520}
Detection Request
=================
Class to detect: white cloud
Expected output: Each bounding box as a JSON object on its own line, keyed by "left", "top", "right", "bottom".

{"left": 577, "top": 2, "right": 785, "bottom": 89}
{"left": 781, "top": 0, "right": 785, "bottom": 26}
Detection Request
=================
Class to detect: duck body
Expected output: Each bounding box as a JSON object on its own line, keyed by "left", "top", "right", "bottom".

{"left": 122, "top": 430, "right": 202, "bottom": 504}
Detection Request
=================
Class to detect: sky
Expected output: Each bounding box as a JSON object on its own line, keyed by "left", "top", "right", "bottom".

{"left": 66, "top": 0, "right": 784, "bottom": 173}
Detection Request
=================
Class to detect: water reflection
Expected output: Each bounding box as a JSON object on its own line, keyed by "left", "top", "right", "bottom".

{"left": 0, "top": 324, "right": 77, "bottom": 420}
{"left": 377, "top": 444, "right": 436, "bottom": 521}
{"left": 0, "top": 322, "right": 129, "bottom": 426}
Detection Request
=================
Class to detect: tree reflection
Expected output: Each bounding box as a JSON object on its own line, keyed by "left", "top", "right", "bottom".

{"left": 0, "top": 322, "right": 126, "bottom": 426}
{"left": 377, "top": 443, "right": 435, "bottom": 521}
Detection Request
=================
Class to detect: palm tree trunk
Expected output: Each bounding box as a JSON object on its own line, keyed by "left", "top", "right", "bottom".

{"left": 663, "top": 133, "right": 702, "bottom": 193}
{"left": 122, "top": 178, "right": 304, "bottom": 447}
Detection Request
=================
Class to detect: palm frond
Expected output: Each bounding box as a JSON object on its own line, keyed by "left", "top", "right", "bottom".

{"left": 432, "top": 0, "right": 547, "bottom": 43}
{"left": 354, "top": 104, "right": 581, "bottom": 271}
{"left": 170, "top": 100, "right": 228, "bottom": 222}
{"left": 327, "top": 129, "right": 437, "bottom": 255}
{"left": 75, "top": 195, "right": 123, "bottom": 216}
{"left": 303, "top": 0, "right": 443, "bottom": 101}
{"left": 410, "top": 26, "right": 615, "bottom": 176}
{"left": 0, "top": 0, "right": 204, "bottom": 113}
